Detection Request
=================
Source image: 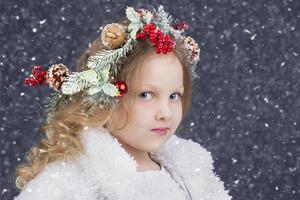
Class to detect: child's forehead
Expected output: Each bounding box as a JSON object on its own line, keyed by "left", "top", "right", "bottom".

{"left": 140, "top": 82, "right": 184, "bottom": 89}
{"left": 143, "top": 51, "right": 178, "bottom": 64}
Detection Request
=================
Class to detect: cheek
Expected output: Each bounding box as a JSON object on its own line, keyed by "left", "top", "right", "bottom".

{"left": 172, "top": 102, "right": 183, "bottom": 122}
{"left": 134, "top": 101, "right": 155, "bottom": 115}
{"left": 176, "top": 106, "right": 183, "bottom": 120}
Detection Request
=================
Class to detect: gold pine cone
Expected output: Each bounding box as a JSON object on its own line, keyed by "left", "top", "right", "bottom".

{"left": 46, "top": 63, "right": 70, "bottom": 91}
{"left": 183, "top": 36, "right": 200, "bottom": 64}
{"left": 101, "top": 23, "right": 127, "bottom": 49}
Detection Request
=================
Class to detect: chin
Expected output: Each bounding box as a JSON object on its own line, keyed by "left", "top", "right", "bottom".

{"left": 145, "top": 141, "right": 168, "bottom": 153}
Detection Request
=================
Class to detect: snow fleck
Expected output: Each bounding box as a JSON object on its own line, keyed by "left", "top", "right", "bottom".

{"left": 243, "top": 29, "right": 251, "bottom": 34}
{"left": 2, "top": 189, "right": 8, "bottom": 195}
{"left": 39, "top": 19, "right": 47, "bottom": 24}
{"left": 32, "top": 28, "right": 37, "bottom": 33}
{"left": 265, "top": 123, "right": 269, "bottom": 127}
{"left": 233, "top": 43, "right": 238, "bottom": 51}
{"left": 232, "top": 157, "right": 237, "bottom": 163}
{"left": 250, "top": 34, "right": 256, "bottom": 40}
{"left": 263, "top": 97, "right": 269, "bottom": 103}
{"left": 20, "top": 92, "right": 25, "bottom": 96}
{"left": 233, "top": 23, "right": 239, "bottom": 27}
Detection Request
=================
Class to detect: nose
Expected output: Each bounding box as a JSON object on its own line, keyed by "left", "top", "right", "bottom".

{"left": 155, "top": 100, "right": 172, "bottom": 121}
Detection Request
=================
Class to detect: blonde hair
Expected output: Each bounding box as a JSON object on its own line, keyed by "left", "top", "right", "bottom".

{"left": 14, "top": 20, "right": 193, "bottom": 190}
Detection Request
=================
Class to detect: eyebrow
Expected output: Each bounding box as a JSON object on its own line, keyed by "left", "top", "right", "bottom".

{"left": 142, "top": 83, "right": 184, "bottom": 90}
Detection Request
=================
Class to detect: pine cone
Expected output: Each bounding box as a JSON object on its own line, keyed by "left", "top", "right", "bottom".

{"left": 46, "top": 63, "right": 70, "bottom": 91}
{"left": 183, "top": 36, "right": 200, "bottom": 64}
{"left": 101, "top": 23, "right": 127, "bottom": 49}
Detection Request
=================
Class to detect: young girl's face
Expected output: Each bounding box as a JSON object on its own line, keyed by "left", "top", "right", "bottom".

{"left": 109, "top": 51, "right": 184, "bottom": 157}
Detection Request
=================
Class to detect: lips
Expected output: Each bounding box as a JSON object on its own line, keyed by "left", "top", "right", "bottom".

{"left": 151, "top": 127, "right": 170, "bottom": 135}
{"left": 151, "top": 127, "right": 169, "bottom": 131}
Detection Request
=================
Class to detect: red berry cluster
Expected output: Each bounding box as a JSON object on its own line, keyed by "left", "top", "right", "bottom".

{"left": 24, "top": 65, "right": 47, "bottom": 86}
{"left": 112, "top": 80, "right": 128, "bottom": 97}
{"left": 136, "top": 23, "right": 176, "bottom": 54}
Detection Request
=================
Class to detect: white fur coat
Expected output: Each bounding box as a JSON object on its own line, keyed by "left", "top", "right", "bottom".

{"left": 14, "top": 126, "right": 232, "bottom": 200}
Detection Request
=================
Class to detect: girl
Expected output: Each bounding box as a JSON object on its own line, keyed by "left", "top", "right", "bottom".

{"left": 14, "top": 5, "right": 232, "bottom": 200}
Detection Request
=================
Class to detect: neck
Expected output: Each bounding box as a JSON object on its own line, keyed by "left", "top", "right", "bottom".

{"left": 116, "top": 139, "right": 162, "bottom": 171}
{"left": 119, "top": 140, "right": 152, "bottom": 163}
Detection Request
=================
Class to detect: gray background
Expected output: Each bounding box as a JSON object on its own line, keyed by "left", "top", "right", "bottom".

{"left": 1, "top": 0, "right": 299, "bottom": 199}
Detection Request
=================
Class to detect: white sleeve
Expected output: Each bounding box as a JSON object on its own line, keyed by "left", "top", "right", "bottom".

{"left": 13, "top": 162, "right": 72, "bottom": 200}
{"left": 182, "top": 137, "right": 232, "bottom": 200}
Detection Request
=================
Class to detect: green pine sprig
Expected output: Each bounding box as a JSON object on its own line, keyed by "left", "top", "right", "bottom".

{"left": 86, "top": 38, "right": 134, "bottom": 70}
{"left": 45, "top": 92, "right": 72, "bottom": 122}
{"left": 84, "top": 90, "right": 119, "bottom": 111}
{"left": 126, "top": 7, "right": 144, "bottom": 39}
{"left": 152, "top": 5, "right": 184, "bottom": 40}
{"left": 60, "top": 72, "right": 90, "bottom": 95}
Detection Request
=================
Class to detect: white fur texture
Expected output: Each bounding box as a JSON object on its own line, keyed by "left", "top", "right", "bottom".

{"left": 14, "top": 126, "right": 232, "bottom": 200}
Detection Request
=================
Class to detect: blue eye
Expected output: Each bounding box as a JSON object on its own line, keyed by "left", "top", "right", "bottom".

{"left": 139, "top": 91, "right": 153, "bottom": 100}
{"left": 170, "top": 92, "right": 183, "bottom": 100}
{"left": 138, "top": 91, "right": 183, "bottom": 100}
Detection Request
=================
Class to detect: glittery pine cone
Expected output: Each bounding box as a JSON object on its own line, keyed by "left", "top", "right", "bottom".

{"left": 101, "top": 23, "right": 127, "bottom": 49}
{"left": 183, "top": 36, "right": 200, "bottom": 64}
{"left": 46, "top": 63, "right": 70, "bottom": 91}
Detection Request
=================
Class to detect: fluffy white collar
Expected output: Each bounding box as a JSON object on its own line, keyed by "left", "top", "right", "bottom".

{"left": 78, "top": 126, "right": 232, "bottom": 200}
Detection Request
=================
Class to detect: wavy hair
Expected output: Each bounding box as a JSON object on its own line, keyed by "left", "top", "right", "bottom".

{"left": 14, "top": 20, "right": 193, "bottom": 190}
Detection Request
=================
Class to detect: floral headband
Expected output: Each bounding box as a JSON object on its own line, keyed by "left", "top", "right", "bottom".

{"left": 24, "top": 5, "right": 200, "bottom": 122}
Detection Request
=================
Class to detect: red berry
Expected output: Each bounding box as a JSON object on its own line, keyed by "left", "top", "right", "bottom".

{"left": 38, "top": 77, "right": 44, "bottom": 82}
{"left": 34, "top": 65, "right": 42, "bottom": 70}
{"left": 112, "top": 80, "right": 128, "bottom": 97}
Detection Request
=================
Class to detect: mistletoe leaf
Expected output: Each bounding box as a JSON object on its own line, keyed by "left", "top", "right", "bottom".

{"left": 60, "top": 73, "right": 89, "bottom": 95}
{"left": 81, "top": 69, "right": 99, "bottom": 84}
{"left": 87, "top": 85, "right": 102, "bottom": 95}
{"left": 102, "top": 83, "right": 119, "bottom": 97}
{"left": 99, "top": 68, "right": 110, "bottom": 82}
